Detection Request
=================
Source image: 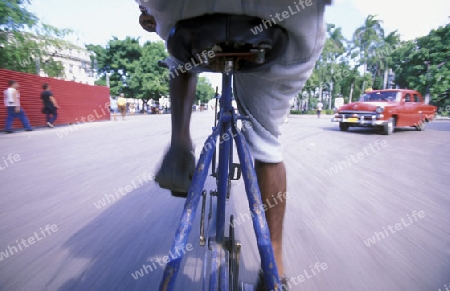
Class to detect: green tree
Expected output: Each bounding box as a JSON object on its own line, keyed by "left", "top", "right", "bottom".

{"left": 364, "top": 30, "right": 401, "bottom": 89}
{"left": 391, "top": 24, "right": 450, "bottom": 108}
{"left": 302, "top": 23, "right": 347, "bottom": 109}
{"left": 129, "top": 41, "right": 169, "bottom": 106}
{"left": 323, "top": 24, "right": 346, "bottom": 109}
{"left": 379, "top": 31, "right": 401, "bottom": 89}
{"left": 87, "top": 37, "right": 144, "bottom": 96}
{"left": 0, "top": 1, "right": 71, "bottom": 76}
{"left": 0, "top": 0, "right": 37, "bottom": 31}
{"left": 301, "top": 17, "right": 447, "bottom": 109}
{"left": 302, "top": 70, "right": 319, "bottom": 110}
{"left": 195, "top": 76, "right": 215, "bottom": 104}
{"left": 352, "top": 15, "right": 384, "bottom": 84}
{"left": 87, "top": 39, "right": 170, "bottom": 109}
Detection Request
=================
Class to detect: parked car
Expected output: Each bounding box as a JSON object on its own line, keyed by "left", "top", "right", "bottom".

{"left": 332, "top": 89, "right": 437, "bottom": 135}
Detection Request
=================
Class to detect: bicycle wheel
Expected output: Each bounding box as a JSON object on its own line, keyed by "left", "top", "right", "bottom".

{"left": 203, "top": 195, "right": 234, "bottom": 291}
{"left": 228, "top": 215, "right": 241, "bottom": 291}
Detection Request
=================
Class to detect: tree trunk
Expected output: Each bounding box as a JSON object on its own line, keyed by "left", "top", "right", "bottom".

{"left": 371, "top": 65, "right": 378, "bottom": 87}
{"left": 308, "top": 92, "right": 311, "bottom": 111}
{"left": 349, "top": 82, "right": 354, "bottom": 103}
{"left": 319, "top": 85, "right": 323, "bottom": 103}
{"left": 328, "top": 82, "right": 333, "bottom": 110}
{"left": 383, "top": 66, "right": 389, "bottom": 89}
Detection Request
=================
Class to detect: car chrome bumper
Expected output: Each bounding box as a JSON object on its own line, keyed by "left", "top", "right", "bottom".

{"left": 331, "top": 115, "right": 386, "bottom": 126}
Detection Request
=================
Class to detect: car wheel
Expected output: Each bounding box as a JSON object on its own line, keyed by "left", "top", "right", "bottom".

{"left": 375, "top": 126, "right": 384, "bottom": 134}
{"left": 416, "top": 119, "right": 426, "bottom": 131}
{"left": 383, "top": 118, "right": 395, "bottom": 135}
{"left": 339, "top": 122, "right": 349, "bottom": 132}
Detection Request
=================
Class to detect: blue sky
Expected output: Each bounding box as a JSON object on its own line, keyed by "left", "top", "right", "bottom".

{"left": 27, "top": 0, "right": 449, "bottom": 90}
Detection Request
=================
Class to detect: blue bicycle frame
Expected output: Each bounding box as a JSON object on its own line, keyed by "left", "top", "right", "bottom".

{"left": 159, "top": 70, "right": 281, "bottom": 291}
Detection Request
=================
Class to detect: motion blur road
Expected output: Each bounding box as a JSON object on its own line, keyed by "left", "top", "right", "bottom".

{"left": 1, "top": 111, "right": 449, "bottom": 291}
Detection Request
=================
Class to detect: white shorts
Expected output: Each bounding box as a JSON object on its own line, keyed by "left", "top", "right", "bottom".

{"left": 137, "top": 0, "right": 329, "bottom": 162}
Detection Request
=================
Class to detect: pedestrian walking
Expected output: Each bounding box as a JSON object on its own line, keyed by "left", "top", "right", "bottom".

{"left": 3, "top": 80, "right": 32, "bottom": 133}
{"left": 117, "top": 93, "right": 127, "bottom": 120}
{"left": 110, "top": 96, "right": 118, "bottom": 121}
{"left": 316, "top": 101, "right": 324, "bottom": 118}
{"left": 129, "top": 103, "right": 136, "bottom": 114}
{"left": 40, "top": 83, "right": 59, "bottom": 128}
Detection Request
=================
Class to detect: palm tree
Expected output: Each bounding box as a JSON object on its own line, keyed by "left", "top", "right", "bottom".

{"left": 380, "top": 31, "right": 401, "bottom": 88}
{"left": 365, "top": 30, "right": 401, "bottom": 89}
{"left": 327, "top": 24, "right": 346, "bottom": 59}
{"left": 325, "top": 24, "right": 346, "bottom": 109}
{"left": 352, "top": 15, "right": 385, "bottom": 76}
{"left": 313, "top": 24, "right": 347, "bottom": 107}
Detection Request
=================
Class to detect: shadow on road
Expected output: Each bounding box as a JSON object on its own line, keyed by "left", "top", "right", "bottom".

{"left": 53, "top": 184, "right": 203, "bottom": 290}
{"left": 321, "top": 126, "right": 378, "bottom": 135}
{"left": 53, "top": 177, "right": 254, "bottom": 290}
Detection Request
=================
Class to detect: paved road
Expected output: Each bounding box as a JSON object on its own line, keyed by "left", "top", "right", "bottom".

{"left": 1, "top": 111, "right": 449, "bottom": 291}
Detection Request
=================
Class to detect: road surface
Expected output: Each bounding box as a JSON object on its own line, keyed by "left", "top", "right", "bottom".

{"left": 1, "top": 111, "right": 449, "bottom": 290}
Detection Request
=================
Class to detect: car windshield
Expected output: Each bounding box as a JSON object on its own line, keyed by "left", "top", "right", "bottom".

{"left": 361, "top": 91, "right": 399, "bottom": 102}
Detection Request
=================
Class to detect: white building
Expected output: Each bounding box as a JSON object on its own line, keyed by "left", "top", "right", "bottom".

{"left": 3, "top": 31, "right": 97, "bottom": 85}
{"left": 40, "top": 46, "right": 97, "bottom": 85}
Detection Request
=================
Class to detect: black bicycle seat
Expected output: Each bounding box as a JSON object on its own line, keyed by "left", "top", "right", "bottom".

{"left": 166, "top": 13, "right": 288, "bottom": 73}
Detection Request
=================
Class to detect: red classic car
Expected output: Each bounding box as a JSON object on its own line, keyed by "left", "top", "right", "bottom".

{"left": 332, "top": 89, "right": 437, "bottom": 134}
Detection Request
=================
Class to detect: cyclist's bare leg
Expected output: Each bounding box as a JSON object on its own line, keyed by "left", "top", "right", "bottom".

{"left": 255, "top": 160, "right": 287, "bottom": 277}
{"left": 155, "top": 72, "right": 197, "bottom": 194}
{"left": 159, "top": 69, "right": 287, "bottom": 276}
{"left": 169, "top": 72, "right": 197, "bottom": 150}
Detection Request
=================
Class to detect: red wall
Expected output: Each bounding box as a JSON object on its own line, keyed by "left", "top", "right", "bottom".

{"left": 0, "top": 69, "right": 110, "bottom": 130}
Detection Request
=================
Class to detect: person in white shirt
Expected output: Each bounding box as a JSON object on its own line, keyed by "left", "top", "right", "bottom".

{"left": 3, "top": 80, "right": 32, "bottom": 133}
{"left": 316, "top": 101, "right": 324, "bottom": 118}
{"left": 109, "top": 96, "right": 118, "bottom": 121}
